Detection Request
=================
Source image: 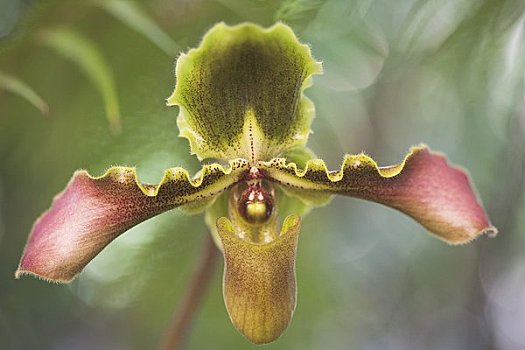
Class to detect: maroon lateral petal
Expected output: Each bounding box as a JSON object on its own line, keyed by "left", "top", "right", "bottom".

{"left": 261, "top": 146, "right": 497, "bottom": 244}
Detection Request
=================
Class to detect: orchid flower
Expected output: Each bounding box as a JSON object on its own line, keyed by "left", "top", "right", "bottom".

{"left": 16, "top": 22, "right": 497, "bottom": 344}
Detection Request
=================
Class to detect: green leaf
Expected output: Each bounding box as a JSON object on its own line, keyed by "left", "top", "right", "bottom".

{"left": 42, "top": 28, "right": 121, "bottom": 133}
{"left": 0, "top": 71, "right": 48, "bottom": 115}
{"left": 167, "top": 22, "right": 322, "bottom": 161}
{"left": 96, "top": 0, "right": 178, "bottom": 56}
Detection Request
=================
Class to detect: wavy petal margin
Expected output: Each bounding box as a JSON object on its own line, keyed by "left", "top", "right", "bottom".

{"left": 259, "top": 146, "right": 497, "bottom": 244}
{"left": 167, "top": 22, "right": 322, "bottom": 161}
{"left": 217, "top": 215, "right": 300, "bottom": 344}
{"left": 16, "top": 160, "right": 249, "bottom": 282}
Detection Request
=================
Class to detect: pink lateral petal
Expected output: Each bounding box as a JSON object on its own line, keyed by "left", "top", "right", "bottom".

{"left": 16, "top": 169, "right": 163, "bottom": 282}
{"left": 17, "top": 161, "right": 248, "bottom": 282}
{"left": 261, "top": 146, "right": 497, "bottom": 244}
{"left": 363, "top": 147, "right": 497, "bottom": 243}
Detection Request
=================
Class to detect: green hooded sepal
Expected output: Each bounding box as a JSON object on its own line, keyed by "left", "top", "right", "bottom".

{"left": 167, "top": 22, "right": 322, "bottom": 161}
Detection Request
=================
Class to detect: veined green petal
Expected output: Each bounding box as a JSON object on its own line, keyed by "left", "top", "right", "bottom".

{"left": 204, "top": 180, "right": 311, "bottom": 252}
{"left": 167, "top": 22, "right": 322, "bottom": 161}
{"left": 280, "top": 146, "right": 317, "bottom": 168}
{"left": 279, "top": 146, "right": 333, "bottom": 206}
{"left": 42, "top": 28, "right": 122, "bottom": 133}
{"left": 16, "top": 159, "right": 249, "bottom": 282}
{"left": 204, "top": 191, "right": 230, "bottom": 250}
{"left": 259, "top": 146, "right": 497, "bottom": 244}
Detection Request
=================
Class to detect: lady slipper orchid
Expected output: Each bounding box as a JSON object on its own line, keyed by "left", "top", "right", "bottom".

{"left": 16, "top": 22, "right": 497, "bottom": 344}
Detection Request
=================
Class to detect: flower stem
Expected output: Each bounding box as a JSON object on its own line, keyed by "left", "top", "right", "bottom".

{"left": 158, "top": 233, "right": 220, "bottom": 350}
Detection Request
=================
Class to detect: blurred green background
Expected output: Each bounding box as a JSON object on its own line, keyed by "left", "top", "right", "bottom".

{"left": 1, "top": 0, "right": 524, "bottom": 349}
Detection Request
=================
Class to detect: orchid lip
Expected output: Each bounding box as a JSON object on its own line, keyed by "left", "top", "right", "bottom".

{"left": 217, "top": 214, "right": 301, "bottom": 343}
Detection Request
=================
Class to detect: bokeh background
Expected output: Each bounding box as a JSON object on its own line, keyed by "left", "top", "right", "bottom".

{"left": 1, "top": 0, "right": 524, "bottom": 349}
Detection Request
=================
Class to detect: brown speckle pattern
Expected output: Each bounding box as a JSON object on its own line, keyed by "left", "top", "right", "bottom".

{"left": 16, "top": 160, "right": 250, "bottom": 282}
{"left": 260, "top": 147, "right": 496, "bottom": 244}
{"left": 170, "top": 23, "right": 321, "bottom": 159}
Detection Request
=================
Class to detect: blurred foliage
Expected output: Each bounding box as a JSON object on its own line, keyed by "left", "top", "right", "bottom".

{"left": 1, "top": 0, "right": 524, "bottom": 349}
{"left": 96, "top": 0, "right": 179, "bottom": 56}
{"left": 42, "top": 27, "right": 122, "bottom": 133}
{"left": 0, "top": 70, "right": 48, "bottom": 114}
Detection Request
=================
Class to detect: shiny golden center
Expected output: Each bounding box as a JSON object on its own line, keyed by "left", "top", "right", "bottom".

{"left": 237, "top": 182, "right": 274, "bottom": 225}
